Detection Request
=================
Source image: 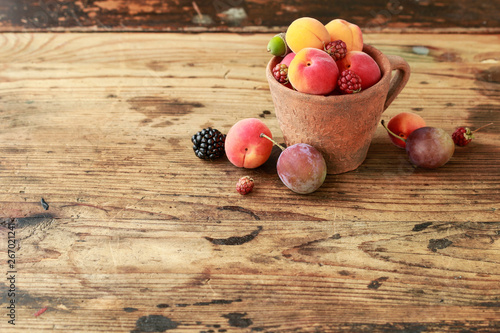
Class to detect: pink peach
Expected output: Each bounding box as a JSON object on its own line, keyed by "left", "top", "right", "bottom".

{"left": 224, "top": 118, "right": 274, "bottom": 169}
{"left": 280, "top": 52, "right": 296, "bottom": 67}
{"left": 325, "top": 19, "right": 363, "bottom": 52}
{"left": 336, "top": 51, "right": 381, "bottom": 90}
{"left": 288, "top": 48, "right": 339, "bottom": 95}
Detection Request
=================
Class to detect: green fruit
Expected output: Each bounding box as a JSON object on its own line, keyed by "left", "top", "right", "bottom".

{"left": 267, "top": 33, "right": 288, "bottom": 57}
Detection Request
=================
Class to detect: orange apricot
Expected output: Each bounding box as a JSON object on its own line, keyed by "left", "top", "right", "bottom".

{"left": 285, "top": 17, "right": 331, "bottom": 54}
{"left": 325, "top": 19, "right": 363, "bottom": 52}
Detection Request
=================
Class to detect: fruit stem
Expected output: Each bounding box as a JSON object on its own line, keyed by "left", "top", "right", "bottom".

{"left": 472, "top": 122, "right": 493, "bottom": 134}
{"left": 380, "top": 120, "right": 406, "bottom": 143}
{"left": 260, "top": 133, "right": 285, "bottom": 151}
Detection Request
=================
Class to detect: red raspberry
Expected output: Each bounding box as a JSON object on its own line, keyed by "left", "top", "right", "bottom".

{"left": 337, "top": 70, "right": 362, "bottom": 94}
{"left": 324, "top": 40, "right": 347, "bottom": 61}
{"left": 452, "top": 127, "right": 473, "bottom": 146}
{"left": 452, "top": 123, "right": 493, "bottom": 147}
{"left": 272, "top": 63, "right": 289, "bottom": 84}
{"left": 236, "top": 176, "right": 254, "bottom": 195}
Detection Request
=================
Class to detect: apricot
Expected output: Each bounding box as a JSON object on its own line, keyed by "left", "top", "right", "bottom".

{"left": 386, "top": 112, "right": 426, "bottom": 149}
{"left": 225, "top": 118, "right": 274, "bottom": 169}
{"left": 288, "top": 47, "right": 339, "bottom": 95}
{"left": 325, "top": 19, "right": 363, "bottom": 52}
{"left": 280, "top": 52, "right": 296, "bottom": 67}
{"left": 336, "top": 51, "right": 381, "bottom": 91}
{"left": 285, "top": 17, "right": 331, "bottom": 54}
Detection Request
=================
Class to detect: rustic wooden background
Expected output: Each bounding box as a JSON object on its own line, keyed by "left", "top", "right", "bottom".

{"left": 0, "top": 0, "right": 499, "bottom": 32}
{"left": 0, "top": 31, "right": 499, "bottom": 333}
{"left": 0, "top": 0, "right": 499, "bottom": 332}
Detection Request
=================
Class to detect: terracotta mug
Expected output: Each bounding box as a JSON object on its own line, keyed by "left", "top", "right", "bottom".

{"left": 266, "top": 44, "right": 411, "bottom": 174}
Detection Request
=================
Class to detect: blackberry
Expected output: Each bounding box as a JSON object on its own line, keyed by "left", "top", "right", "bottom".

{"left": 192, "top": 127, "right": 226, "bottom": 160}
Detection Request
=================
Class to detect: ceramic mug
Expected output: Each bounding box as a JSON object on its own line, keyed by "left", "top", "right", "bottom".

{"left": 266, "top": 44, "right": 411, "bottom": 174}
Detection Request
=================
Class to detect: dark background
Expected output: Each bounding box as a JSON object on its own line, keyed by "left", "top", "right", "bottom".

{"left": 0, "top": 0, "right": 499, "bottom": 32}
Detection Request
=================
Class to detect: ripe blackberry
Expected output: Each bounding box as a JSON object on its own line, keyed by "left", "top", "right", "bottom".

{"left": 325, "top": 40, "right": 347, "bottom": 61}
{"left": 272, "top": 63, "right": 289, "bottom": 84}
{"left": 192, "top": 127, "right": 226, "bottom": 160}
{"left": 338, "top": 69, "right": 362, "bottom": 94}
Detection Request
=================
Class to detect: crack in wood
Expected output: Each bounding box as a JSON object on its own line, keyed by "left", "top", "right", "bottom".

{"left": 217, "top": 205, "right": 260, "bottom": 220}
{"left": 412, "top": 222, "right": 433, "bottom": 232}
{"left": 131, "top": 315, "right": 179, "bottom": 333}
{"left": 205, "top": 226, "right": 263, "bottom": 246}
{"left": 221, "top": 312, "right": 253, "bottom": 328}
{"left": 427, "top": 238, "right": 453, "bottom": 252}
{"left": 368, "top": 276, "right": 389, "bottom": 289}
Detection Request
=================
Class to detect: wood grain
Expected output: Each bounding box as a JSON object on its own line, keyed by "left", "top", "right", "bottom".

{"left": 0, "top": 32, "right": 499, "bottom": 332}
{"left": 0, "top": 0, "right": 499, "bottom": 32}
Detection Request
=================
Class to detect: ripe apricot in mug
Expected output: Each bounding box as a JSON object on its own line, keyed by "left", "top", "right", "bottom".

{"left": 325, "top": 19, "right": 363, "bottom": 52}
{"left": 336, "top": 51, "right": 381, "bottom": 90}
{"left": 285, "top": 17, "right": 331, "bottom": 53}
{"left": 288, "top": 48, "right": 339, "bottom": 95}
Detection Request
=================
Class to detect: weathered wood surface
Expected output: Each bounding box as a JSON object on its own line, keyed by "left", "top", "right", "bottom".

{"left": 0, "top": 0, "right": 499, "bottom": 32}
{"left": 0, "top": 32, "right": 499, "bottom": 332}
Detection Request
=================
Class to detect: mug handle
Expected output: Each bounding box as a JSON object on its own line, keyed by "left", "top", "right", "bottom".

{"left": 384, "top": 55, "right": 411, "bottom": 111}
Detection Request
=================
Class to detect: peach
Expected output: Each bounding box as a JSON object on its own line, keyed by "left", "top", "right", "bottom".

{"left": 387, "top": 112, "right": 426, "bottom": 148}
{"left": 280, "top": 52, "right": 296, "bottom": 67}
{"left": 285, "top": 17, "right": 331, "bottom": 54}
{"left": 225, "top": 118, "right": 274, "bottom": 169}
{"left": 288, "top": 48, "right": 339, "bottom": 95}
{"left": 336, "top": 51, "right": 381, "bottom": 90}
{"left": 325, "top": 19, "right": 363, "bottom": 52}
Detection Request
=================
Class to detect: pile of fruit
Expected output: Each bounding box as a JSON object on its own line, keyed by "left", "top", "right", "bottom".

{"left": 267, "top": 17, "right": 381, "bottom": 95}
{"left": 190, "top": 16, "right": 492, "bottom": 195}
{"left": 382, "top": 112, "right": 492, "bottom": 169}
{"left": 192, "top": 118, "right": 327, "bottom": 195}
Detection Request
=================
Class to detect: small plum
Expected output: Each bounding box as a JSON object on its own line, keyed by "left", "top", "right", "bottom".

{"left": 382, "top": 120, "right": 455, "bottom": 169}
{"left": 260, "top": 134, "right": 327, "bottom": 194}
{"left": 387, "top": 112, "right": 426, "bottom": 149}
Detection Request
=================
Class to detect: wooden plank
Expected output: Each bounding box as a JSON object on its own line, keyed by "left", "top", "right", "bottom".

{"left": 0, "top": 0, "right": 499, "bottom": 32}
{"left": 0, "top": 32, "right": 499, "bottom": 332}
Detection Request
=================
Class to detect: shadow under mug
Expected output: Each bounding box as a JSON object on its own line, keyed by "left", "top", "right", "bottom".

{"left": 266, "top": 44, "right": 411, "bottom": 174}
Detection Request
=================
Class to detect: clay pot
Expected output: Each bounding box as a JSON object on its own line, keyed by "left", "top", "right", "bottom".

{"left": 266, "top": 44, "right": 410, "bottom": 174}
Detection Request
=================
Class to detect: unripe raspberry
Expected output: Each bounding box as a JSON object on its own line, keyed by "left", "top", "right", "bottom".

{"left": 338, "top": 70, "right": 362, "bottom": 94}
{"left": 236, "top": 176, "right": 254, "bottom": 195}
{"left": 325, "top": 40, "right": 347, "bottom": 61}
{"left": 272, "top": 63, "right": 289, "bottom": 84}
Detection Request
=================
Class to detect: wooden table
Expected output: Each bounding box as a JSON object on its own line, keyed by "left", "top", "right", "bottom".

{"left": 0, "top": 32, "right": 499, "bottom": 332}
